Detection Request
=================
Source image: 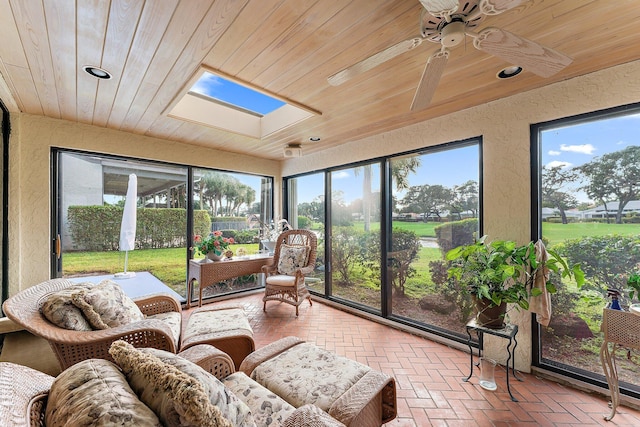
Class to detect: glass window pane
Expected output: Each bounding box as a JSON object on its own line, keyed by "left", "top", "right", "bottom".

{"left": 538, "top": 110, "right": 640, "bottom": 391}
{"left": 287, "top": 173, "right": 325, "bottom": 293}
{"left": 330, "top": 163, "right": 381, "bottom": 311}
{"left": 59, "top": 152, "right": 189, "bottom": 296}
{"left": 390, "top": 144, "right": 480, "bottom": 338}
{"left": 192, "top": 168, "right": 273, "bottom": 298}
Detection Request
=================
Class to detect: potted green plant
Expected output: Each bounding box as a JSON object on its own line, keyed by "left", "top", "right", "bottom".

{"left": 626, "top": 271, "right": 640, "bottom": 315}
{"left": 446, "top": 235, "right": 584, "bottom": 328}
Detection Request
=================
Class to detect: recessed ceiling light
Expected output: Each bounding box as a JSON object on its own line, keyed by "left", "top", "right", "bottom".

{"left": 83, "top": 65, "right": 112, "bottom": 80}
{"left": 309, "top": 136, "right": 321, "bottom": 142}
{"left": 497, "top": 66, "right": 523, "bottom": 79}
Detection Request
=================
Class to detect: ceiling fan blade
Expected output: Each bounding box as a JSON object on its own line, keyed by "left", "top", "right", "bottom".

{"left": 479, "top": 0, "right": 528, "bottom": 15}
{"left": 473, "top": 27, "right": 572, "bottom": 78}
{"left": 418, "top": 0, "right": 459, "bottom": 17}
{"left": 411, "top": 50, "right": 449, "bottom": 111}
{"left": 328, "top": 37, "right": 424, "bottom": 86}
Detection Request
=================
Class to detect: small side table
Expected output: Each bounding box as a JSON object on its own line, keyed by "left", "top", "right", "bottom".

{"left": 464, "top": 319, "right": 523, "bottom": 402}
{"left": 600, "top": 308, "right": 640, "bottom": 421}
{"left": 187, "top": 255, "right": 273, "bottom": 308}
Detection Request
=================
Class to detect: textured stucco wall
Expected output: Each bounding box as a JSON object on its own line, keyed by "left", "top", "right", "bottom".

{"left": 282, "top": 59, "right": 640, "bottom": 371}
{"left": 8, "top": 115, "right": 281, "bottom": 295}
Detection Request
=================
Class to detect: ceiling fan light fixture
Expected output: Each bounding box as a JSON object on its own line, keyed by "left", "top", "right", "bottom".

{"left": 83, "top": 66, "right": 112, "bottom": 80}
{"left": 497, "top": 65, "right": 522, "bottom": 79}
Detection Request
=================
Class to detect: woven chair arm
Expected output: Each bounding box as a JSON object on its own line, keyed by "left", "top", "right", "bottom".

{"left": 43, "top": 318, "right": 177, "bottom": 348}
{"left": 328, "top": 370, "right": 397, "bottom": 425}
{"left": 134, "top": 293, "right": 181, "bottom": 315}
{"left": 284, "top": 404, "right": 346, "bottom": 427}
{"left": 262, "top": 264, "right": 278, "bottom": 275}
{"left": 179, "top": 344, "right": 235, "bottom": 380}
{"left": 0, "top": 362, "right": 54, "bottom": 427}
{"left": 296, "top": 265, "right": 314, "bottom": 276}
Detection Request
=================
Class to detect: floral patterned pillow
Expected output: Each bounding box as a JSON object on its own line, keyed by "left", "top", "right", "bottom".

{"left": 40, "top": 283, "right": 94, "bottom": 331}
{"left": 277, "top": 244, "right": 310, "bottom": 275}
{"left": 45, "top": 358, "right": 161, "bottom": 426}
{"left": 109, "top": 340, "right": 255, "bottom": 427}
{"left": 71, "top": 280, "right": 144, "bottom": 329}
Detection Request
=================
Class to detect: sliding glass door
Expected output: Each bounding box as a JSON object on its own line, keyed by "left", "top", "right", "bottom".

{"left": 53, "top": 150, "right": 274, "bottom": 301}
{"left": 286, "top": 173, "right": 325, "bottom": 293}
{"left": 54, "top": 151, "right": 189, "bottom": 294}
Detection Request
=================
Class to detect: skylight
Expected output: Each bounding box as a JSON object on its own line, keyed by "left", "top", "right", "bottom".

{"left": 191, "top": 72, "right": 285, "bottom": 116}
{"left": 167, "top": 68, "right": 319, "bottom": 139}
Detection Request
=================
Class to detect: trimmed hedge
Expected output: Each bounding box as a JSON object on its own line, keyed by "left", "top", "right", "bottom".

{"left": 434, "top": 218, "right": 478, "bottom": 256}
{"left": 67, "top": 206, "right": 210, "bottom": 251}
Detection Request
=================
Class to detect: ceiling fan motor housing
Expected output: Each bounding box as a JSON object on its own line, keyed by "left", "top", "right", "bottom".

{"left": 440, "top": 19, "right": 467, "bottom": 47}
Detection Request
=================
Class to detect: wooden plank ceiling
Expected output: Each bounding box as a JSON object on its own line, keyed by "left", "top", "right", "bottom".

{"left": 0, "top": 0, "right": 639, "bottom": 160}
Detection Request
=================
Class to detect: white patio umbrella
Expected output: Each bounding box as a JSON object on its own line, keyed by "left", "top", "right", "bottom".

{"left": 115, "top": 173, "right": 137, "bottom": 279}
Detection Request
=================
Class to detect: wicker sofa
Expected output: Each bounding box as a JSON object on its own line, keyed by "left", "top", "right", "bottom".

{"left": 2, "top": 278, "right": 255, "bottom": 370}
{"left": 0, "top": 338, "right": 397, "bottom": 427}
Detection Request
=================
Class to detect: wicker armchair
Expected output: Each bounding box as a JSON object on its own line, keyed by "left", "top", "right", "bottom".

{"left": 262, "top": 229, "right": 318, "bottom": 316}
{"left": 2, "top": 278, "right": 181, "bottom": 371}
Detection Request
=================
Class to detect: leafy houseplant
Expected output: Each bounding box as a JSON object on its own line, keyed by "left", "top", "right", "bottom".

{"left": 626, "top": 271, "right": 640, "bottom": 302}
{"left": 446, "top": 235, "right": 584, "bottom": 328}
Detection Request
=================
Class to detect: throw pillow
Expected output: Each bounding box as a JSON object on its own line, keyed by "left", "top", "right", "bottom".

{"left": 45, "top": 358, "right": 161, "bottom": 427}
{"left": 71, "top": 279, "right": 144, "bottom": 329}
{"left": 109, "top": 340, "right": 255, "bottom": 427}
{"left": 40, "top": 283, "right": 94, "bottom": 331}
{"left": 277, "top": 244, "right": 310, "bottom": 275}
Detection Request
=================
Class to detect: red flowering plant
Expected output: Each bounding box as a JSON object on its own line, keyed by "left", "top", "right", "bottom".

{"left": 193, "top": 231, "right": 235, "bottom": 256}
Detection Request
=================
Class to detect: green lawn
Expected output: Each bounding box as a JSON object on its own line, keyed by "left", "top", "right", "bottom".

{"left": 62, "top": 222, "right": 640, "bottom": 297}
{"left": 63, "top": 243, "right": 260, "bottom": 294}
{"left": 542, "top": 222, "right": 640, "bottom": 246}
{"left": 350, "top": 220, "right": 441, "bottom": 238}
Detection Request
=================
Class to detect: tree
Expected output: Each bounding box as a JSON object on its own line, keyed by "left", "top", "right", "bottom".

{"left": 402, "top": 184, "right": 454, "bottom": 221}
{"left": 450, "top": 180, "right": 479, "bottom": 219}
{"left": 577, "top": 146, "right": 640, "bottom": 224}
{"left": 541, "top": 165, "right": 578, "bottom": 224}
{"left": 391, "top": 157, "right": 421, "bottom": 191}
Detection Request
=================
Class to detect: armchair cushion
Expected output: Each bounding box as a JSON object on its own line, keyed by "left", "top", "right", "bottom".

{"left": 71, "top": 280, "right": 145, "bottom": 329}
{"left": 44, "top": 358, "right": 160, "bottom": 426}
{"left": 265, "top": 275, "right": 298, "bottom": 287}
{"left": 277, "top": 244, "right": 310, "bottom": 275}
{"left": 40, "top": 283, "right": 94, "bottom": 331}
{"left": 109, "top": 340, "right": 255, "bottom": 427}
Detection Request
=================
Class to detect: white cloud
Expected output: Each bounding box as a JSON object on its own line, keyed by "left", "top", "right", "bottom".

{"left": 191, "top": 73, "right": 222, "bottom": 96}
{"left": 560, "top": 143, "right": 595, "bottom": 154}
{"left": 546, "top": 160, "right": 572, "bottom": 169}
{"left": 333, "top": 171, "right": 350, "bottom": 179}
{"left": 548, "top": 150, "right": 561, "bottom": 156}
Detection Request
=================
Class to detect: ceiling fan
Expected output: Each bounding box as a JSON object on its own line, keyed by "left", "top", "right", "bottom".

{"left": 327, "top": 0, "right": 573, "bottom": 111}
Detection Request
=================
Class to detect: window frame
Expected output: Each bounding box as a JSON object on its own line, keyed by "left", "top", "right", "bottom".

{"left": 530, "top": 101, "right": 640, "bottom": 399}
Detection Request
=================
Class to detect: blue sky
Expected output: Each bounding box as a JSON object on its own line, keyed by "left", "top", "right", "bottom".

{"left": 191, "top": 72, "right": 284, "bottom": 115}
{"left": 541, "top": 112, "right": 640, "bottom": 203}
{"left": 294, "top": 144, "right": 480, "bottom": 204}
{"left": 292, "top": 110, "right": 640, "bottom": 206}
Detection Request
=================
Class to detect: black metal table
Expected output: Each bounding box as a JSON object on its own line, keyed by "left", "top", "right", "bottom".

{"left": 464, "top": 319, "right": 523, "bottom": 401}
